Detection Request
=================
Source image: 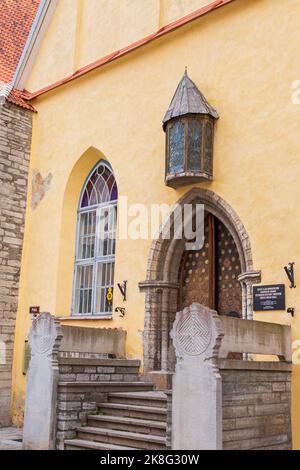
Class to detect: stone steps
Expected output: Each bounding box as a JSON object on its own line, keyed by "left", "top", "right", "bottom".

{"left": 99, "top": 402, "right": 167, "bottom": 421}
{"left": 88, "top": 414, "right": 166, "bottom": 436}
{"left": 59, "top": 357, "right": 140, "bottom": 367}
{"left": 108, "top": 391, "right": 167, "bottom": 408}
{"left": 64, "top": 438, "right": 137, "bottom": 450}
{"left": 58, "top": 381, "right": 154, "bottom": 394}
{"left": 60, "top": 360, "right": 168, "bottom": 450}
{"left": 76, "top": 426, "right": 166, "bottom": 450}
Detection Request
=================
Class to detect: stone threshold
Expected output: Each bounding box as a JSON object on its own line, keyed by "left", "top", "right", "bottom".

{"left": 58, "top": 381, "right": 153, "bottom": 393}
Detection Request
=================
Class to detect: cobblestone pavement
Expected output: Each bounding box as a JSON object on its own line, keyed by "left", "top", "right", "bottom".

{"left": 0, "top": 427, "right": 23, "bottom": 450}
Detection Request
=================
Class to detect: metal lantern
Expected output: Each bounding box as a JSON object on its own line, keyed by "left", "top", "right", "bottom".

{"left": 163, "top": 70, "right": 219, "bottom": 188}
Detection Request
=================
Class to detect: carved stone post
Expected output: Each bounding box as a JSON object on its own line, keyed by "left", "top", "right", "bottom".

{"left": 238, "top": 270, "right": 261, "bottom": 320}
{"left": 139, "top": 280, "right": 179, "bottom": 373}
{"left": 23, "top": 312, "right": 62, "bottom": 450}
{"left": 170, "top": 303, "right": 223, "bottom": 450}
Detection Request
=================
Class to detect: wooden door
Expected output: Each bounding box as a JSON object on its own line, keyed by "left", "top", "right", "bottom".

{"left": 179, "top": 213, "right": 242, "bottom": 317}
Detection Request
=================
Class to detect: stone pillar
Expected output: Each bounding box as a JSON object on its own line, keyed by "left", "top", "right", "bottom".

{"left": 139, "top": 280, "right": 179, "bottom": 372}
{"left": 23, "top": 312, "right": 62, "bottom": 450}
{"left": 170, "top": 303, "right": 223, "bottom": 450}
{"left": 238, "top": 270, "right": 261, "bottom": 320}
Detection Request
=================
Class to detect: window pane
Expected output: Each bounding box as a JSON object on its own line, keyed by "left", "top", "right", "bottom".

{"left": 98, "top": 205, "right": 116, "bottom": 258}
{"left": 80, "top": 164, "right": 117, "bottom": 208}
{"left": 95, "top": 261, "right": 114, "bottom": 314}
{"left": 168, "top": 121, "right": 184, "bottom": 174}
{"left": 188, "top": 119, "right": 202, "bottom": 171}
{"left": 74, "top": 264, "right": 94, "bottom": 314}
{"left": 78, "top": 211, "right": 96, "bottom": 259}
{"left": 204, "top": 121, "right": 213, "bottom": 175}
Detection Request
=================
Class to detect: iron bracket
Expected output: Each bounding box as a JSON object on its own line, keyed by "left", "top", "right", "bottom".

{"left": 117, "top": 280, "right": 127, "bottom": 301}
{"left": 115, "top": 307, "right": 126, "bottom": 318}
{"left": 284, "top": 262, "right": 296, "bottom": 288}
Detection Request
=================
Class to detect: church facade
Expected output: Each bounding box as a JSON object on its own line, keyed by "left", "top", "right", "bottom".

{"left": 4, "top": 0, "right": 300, "bottom": 449}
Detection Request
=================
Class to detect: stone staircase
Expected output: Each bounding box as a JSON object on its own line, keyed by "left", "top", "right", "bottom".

{"left": 64, "top": 390, "right": 167, "bottom": 450}
{"left": 57, "top": 355, "right": 168, "bottom": 450}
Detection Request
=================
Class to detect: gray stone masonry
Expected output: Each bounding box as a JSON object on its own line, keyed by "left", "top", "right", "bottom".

{"left": 58, "top": 357, "right": 141, "bottom": 383}
{"left": 0, "top": 101, "right": 32, "bottom": 426}
{"left": 165, "top": 361, "right": 291, "bottom": 450}
{"left": 220, "top": 360, "right": 292, "bottom": 450}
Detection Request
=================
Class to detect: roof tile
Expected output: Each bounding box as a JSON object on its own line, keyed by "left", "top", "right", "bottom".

{"left": 0, "top": 0, "right": 40, "bottom": 83}
{"left": 7, "top": 88, "right": 36, "bottom": 111}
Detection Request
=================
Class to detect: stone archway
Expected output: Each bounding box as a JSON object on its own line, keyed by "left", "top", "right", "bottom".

{"left": 139, "top": 187, "right": 261, "bottom": 374}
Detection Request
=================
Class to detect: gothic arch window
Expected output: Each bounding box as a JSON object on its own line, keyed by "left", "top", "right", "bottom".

{"left": 72, "top": 161, "right": 117, "bottom": 316}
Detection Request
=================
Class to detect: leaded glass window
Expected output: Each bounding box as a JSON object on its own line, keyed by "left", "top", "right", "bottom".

{"left": 188, "top": 119, "right": 202, "bottom": 171}
{"left": 168, "top": 121, "right": 184, "bottom": 174}
{"left": 72, "top": 162, "right": 117, "bottom": 316}
{"left": 204, "top": 121, "right": 213, "bottom": 175}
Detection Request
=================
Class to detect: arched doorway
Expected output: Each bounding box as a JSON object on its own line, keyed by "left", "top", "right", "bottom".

{"left": 139, "top": 188, "right": 261, "bottom": 374}
{"left": 179, "top": 213, "right": 242, "bottom": 317}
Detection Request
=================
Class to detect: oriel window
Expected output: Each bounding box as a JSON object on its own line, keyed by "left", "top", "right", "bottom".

{"left": 163, "top": 70, "right": 219, "bottom": 188}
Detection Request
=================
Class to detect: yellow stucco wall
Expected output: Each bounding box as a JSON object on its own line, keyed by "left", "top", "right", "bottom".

{"left": 12, "top": 0, "right": 300, "bottom": 448}
{"left": 26, "top": 0, "right": 214, "bottom": 91}
{"left": 160, "top": 0, "right": 213, "bottom": 24}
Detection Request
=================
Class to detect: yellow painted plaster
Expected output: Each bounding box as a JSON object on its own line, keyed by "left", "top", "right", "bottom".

{"left": 159, "top": 0, "right": 213, "bottom": 25}
{"left": 26, "top": 0, "right": 217, "bottom": 92}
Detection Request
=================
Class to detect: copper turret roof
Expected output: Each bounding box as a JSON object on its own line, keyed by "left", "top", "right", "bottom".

{"left": 163, "top": 69, "right": 219, "bottom": 129}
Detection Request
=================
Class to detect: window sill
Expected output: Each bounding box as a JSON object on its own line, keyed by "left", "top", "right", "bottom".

{"left": 58, "top": 315, "right": 113, "bottom": 321}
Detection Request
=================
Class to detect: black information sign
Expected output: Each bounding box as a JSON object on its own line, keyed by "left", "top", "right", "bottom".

{"left": 29, "top": 306, "right": 40, "bottom": 315}
{"left": 253, "top": 284, "right": 285, "bottom": 311}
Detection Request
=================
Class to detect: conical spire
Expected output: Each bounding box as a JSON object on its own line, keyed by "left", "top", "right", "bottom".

{"left": 163, "top": 70, "right": 219, "bottom": 129}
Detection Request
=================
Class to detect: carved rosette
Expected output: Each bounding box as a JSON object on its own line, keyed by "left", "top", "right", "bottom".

{"left": 170, "top": 303, "right": 223, "bottom": 363}
{"left": 29, "top": 312, "right": 62, "bottom": 362}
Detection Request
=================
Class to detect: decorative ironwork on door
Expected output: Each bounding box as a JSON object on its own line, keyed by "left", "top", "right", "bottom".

{"left": 179, "top": 214, "right": 242, "bottom": 317}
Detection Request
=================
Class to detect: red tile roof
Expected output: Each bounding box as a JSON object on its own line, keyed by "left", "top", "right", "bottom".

{"left": 0, "top": 0, "right": 40, "bottom": 109}
{"left": 0, "top": 0, "right": 40, "bottom": 82}
{"left": 7, "top": 87, "right": 36, "bottom": 110}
